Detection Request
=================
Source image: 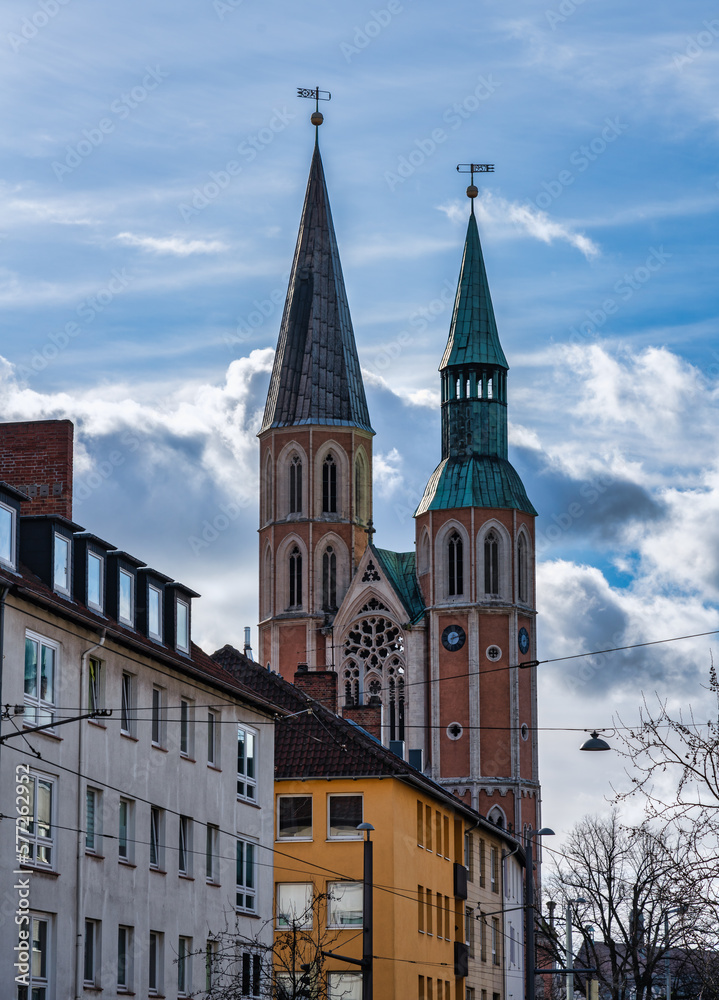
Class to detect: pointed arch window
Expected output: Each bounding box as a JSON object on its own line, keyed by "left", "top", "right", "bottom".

{"left": 322, "top": 546, "right": 337, "bottom": 611}
{"left": 322, "top": 453, "right": 337, "bottom": 514}
{"left": 289, "top": 455, "right": 302, "bottom": 514}
{"left": 448, "top": 531, "right": 464, "bottom": 597}
{"left": 517, "top": 534, "right": 528, "bottom": 603}
{"left": 262, "top": 454, "right": 273, "bottom": 524}
{"left": 484, "top": 531, "right": 499, "bottom": 595}
{"left": 354, "top": 454, "right": 366, "bottom": 524}
{"left": 389, "top": 675, "right": 405, "bottom": 742}
{"left": 262, "top": 547, "right": 272, "bottom": 619}
{"left": 288, "top": 546, "right": 302, "bottom": 608}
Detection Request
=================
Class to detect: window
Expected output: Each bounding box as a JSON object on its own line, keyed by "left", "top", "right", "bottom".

{"left": 237, "top": 725, "right": 257, "bottom": 800}
{"left": 0, "top": 501, "right": 16, "bottom": 567}
{"left": 176, "top": 599, "right": 190, "bottom": 652}
{"left": 518, "top": 533, "right": 528, "bottom": 603}
{"left": 443, "top": 816, "right": 450, "bottom": 859}
{"left": 436, "top": 892, "right": 443, "bottom": 937}
{"left": 85, "top": 787, "right": 102, "bottom": 854}
{"left": 466, "top": 908, "right": 475, "bottom": 958}
{"left": 207, "top": 711, "right": 218, "bottom": 766}
{"left": 491, "top": 845, "right": 499, "bottom": 893}
{"left": 426, "top": 887, "right": 433, "bottom": 934}
{"left": 328, "top": 972, "right": 362, "bottom": 999}
{"left": 18, "top": 772, "right": 54, "bottom": 868}
{"left": 322, "top": 545, "right": 337, "bottom": 610}
{"left": 479, "top": 838, "right": 486, "bottom": 887}
{"left": 236, "top": 839, "right": 257, "bottom": 913}
{"left": 328, "top": 794, "right": 362, "bottom": 839}
{"left": 328, "top": 882, "right": 363, "bottom": 927}
{"left": 206, "top": 824, "right": 219, "bottom": 883}
{"left": 418, "top": 885, "right": 424, "bottom": 932}
{"left": 88, "top": 656, "right": 103, "bottom": 714}
{"left": 24, "top": 632, "right": 56, "bottom": 727}
{"left": 150, "top": 807, "right": 164, "bottom": 870}
{"left": 240, "top": 952, "right": 262, "bottom": 999}
{"left": 119, "top": 798, "right": 134, "bottom": 862}
{"left": 205, "top": 939, "right": 218, "bottom": 992}
{"left": 289, "top": 454, "right": 302, "bottom": 513}
{"left": 322, "top": 452, "right": 337, "bottom": 513}
{"left": 19, "top": 915, "right": 50, "bottom": 1000}
{"left": 436, "top": 812, "right": 442, "bottom": 857}
{"left": 464, "top": 833, "right": 473, "bottom": 878}
{"left": 445, "top": 895, "right": 451, "bottom": 940}
{"left": 119, "top": 569, "right": 134, "bottom": 624}
{"left": 484, "top": 531, "right": 499, "bottom": 595}
{"left": 278, "top": 795, "right": 312, "bottom": 839}
{"left": 288, "top": 545, "right": 302, "bottom": 607}
{"left": 118, "top": 925, "right": 133, "bottom": 991}
{"left": 54, "top": 532, "right": 70, "bottom": 594}
{"left": 149, "top": 931, "right": 163, "bottom": 995}
{"left": 492, "top": 918, "right": 500, "bottom": 964}
{"left": 178, "top": 936, "right": 192, "bottom": 997}
{"left": 178, "top": 816, "right": 192, "bottom": 876}
{"left": 276, "top": 883, "right": 313, "bottom": 928}
{"left": 354, "top": 452, "right": 366, "bottom": 523}
{"left": 120, "top": 672, "right": 135, "bottom": 736}
{"left": 84, "top": 919, "right": 100, "bottom": 987}
{"left": 480, "top": 917, "right": 487, "bottom": 962}
{"left": 417, "top": 801, "right": 424, "bottom": 847}
{"left": 180, "top": 699, "right": 193, "bottom": 757}
{"left": 448, "top": 531, "right": 463, "bottom": 596}
{"left": 425, "top": 805, "right": 432, "bottom": 851}
{"left": 148, "top": 585, "right": 162, "bottom": 640}
{"left": 87, "top": 550, "right": 103, "bottom": 611}
{"left": 151, "top": 687, "right": 164, "bottom": 746}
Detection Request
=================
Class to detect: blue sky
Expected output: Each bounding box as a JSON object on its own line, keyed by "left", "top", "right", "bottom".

{"left": 1, "top": 0, "right": 718, "bottom": 837}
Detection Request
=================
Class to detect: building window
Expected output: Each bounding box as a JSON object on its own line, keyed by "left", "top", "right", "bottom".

{"left": 237, "top": 725, "right": 257, "bottom": 801}
{"left": 24, "top": 632, "right": 56, "bottom": 727}
{"left": 277, "top": 795, "right": 312, "bottom": 839}
{"left": 328, "top": 794, "right": 362, "bottom": 839}
{"left": 120, "top": 672, "right": 135, "bottom": 736}
{"left": 205, "top": 939, "right": 219, "bottom": 992}
{"left": 492, "top": 918, "right": 500, "bottom": 964}
{"left": 425, "top": 888, "right": 433, "bottom": 935}
{"left": 119, "top": 798, "right": 134, "bottom": 863}
{"left": 491, "top": 845, "right": 499, "bottom": 893}
{"left": 479, "top": 838, "right": 486, "bottom": 887}
{"left": 328, "top": 882, "right": 363, "bottom": 927}
{"left": 150, "top": 807, "right": 164, "bottom": 870}
{"left": 417, "top": 885, "right": 424, "bottom": 932}
{"left": 84, "top": 919, "right": 100, "bottom": 987}
{"left": 85, "top": 787, "right": 102, "bottom": 854}
{"left": 322, "top": 452, "right": 337, "bottom": 513}
{"left": 119, "top": 569, "right": 134, "bottom": 624}
{"left": 148, "top": 585, "right": 162, "bottom": 640}
{"left": 289, "top": 454, "right": 302, "bottom": 513}
{"left": 207, "top": 711, "right": 218, "bottom": 766}
{"left": 288, "top": 546, "right": 302, "bottom": 607}
{"left": 240, "top": 952, "right": 262, "bottom": 999}
{"left": 117, "top": 925, "right": 133, "bottom": 991}
{"left": 53, "top": 532, "right": 70, "bottom": 595}
{"left": 236, "top": 839, "right": 257, "bottom": 913}
{"left": 178, "top": 936, "right": 192, "bottom": 996}
{"left": 328, "top": 972, "right": 362, "bottom": 999}
{"left": 20, "top": 915, "right": 51, "bottom": 1000}
{"left": 464, "top": 833, "right": 474, "bottom": 879}
{"left": 425, "top": 805, "right": 432, "bottom": 851}
{"left": 176, "top": 599, "right": 190, "bottom": 652}
{"left": 262, "top": 452, "right": 273, "bottom": 524}
{"left": 149, "top": 931, "right": 163, "bottom": 995}
{"left": 448, "top": 531, "right": 463, "bottom": 596}
{"left": 88, "top": 657, "right": 103, "bottom": 715}
{"left": 354, "top": 452, "right": 366, "bottom": 524}
{"left": 178, "top": 816, "right": 192, "bottom": 876}
{"left": 151, "top": 687, "right": 164, "bottom": 747}
{"left": 87, "top": 551, "right": 103, "bottom": 611}
{"left": 322, "top": 545, "right": 337, "bottom": 610}
{"left": 0, "top": 501, "right": 16, "bottom": 568}
{"left": 480, "top": 918, "right": 487, "bottom": 962}
{"left": 180, "top": 699, "right": 193, "bottom": 757}
{"left": 466, "top": 908, "right": 475, "bottom": 958}
{"left": 18, "top": 772, "right": 54, "bottom": 868}
{"left": 389, "top": 674, "right": 405, "bottom": 742}
{"left": 206, "top": 824, "right": 219, "bottom": 883}
{"left": 484, "top": 531, "right": 499, "bottom": 595}
{"left": 517, "top": 533, "right": 528, "bottom": 602}
{"left": 276, "top": 883, "right": 313, "bottom": 929}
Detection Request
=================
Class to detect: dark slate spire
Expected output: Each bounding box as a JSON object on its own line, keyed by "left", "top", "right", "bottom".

{"left": 260, "top": 144, "right": 373, "bottom": 434}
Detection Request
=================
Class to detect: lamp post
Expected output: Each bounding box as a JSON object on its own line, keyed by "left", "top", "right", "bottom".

{"left": 525, "top": 827, "right": 555, "bottom": 1000}
{"left": 565, "top": 897, "right": 586, "bottom": 1000}
{"left": 357, "top": 822, "right": 374, "bottom": 1000}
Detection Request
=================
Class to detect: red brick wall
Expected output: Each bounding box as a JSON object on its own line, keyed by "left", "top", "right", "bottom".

{"left": 0, "top": 420, "right": 74, "bottom": 519}
{"left": 293, "top": 668, "right": 338, "bottom": 714}
{"left": 342, "top": 701, "right": 382, "bottom": 741}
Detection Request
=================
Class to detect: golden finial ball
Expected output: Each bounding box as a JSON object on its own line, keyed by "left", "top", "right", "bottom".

{"left": 467, "top": 184, "right": 478, "bottom": 199}
{"left": 311, "top": 111, "right": 324, "bottom": 127}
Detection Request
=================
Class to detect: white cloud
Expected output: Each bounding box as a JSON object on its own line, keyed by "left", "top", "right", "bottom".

{"left": 114, "top": 232, "right": 228, "bottom": 256}
{"left": 373, "top": 448, "right": 404, "bottom": 497}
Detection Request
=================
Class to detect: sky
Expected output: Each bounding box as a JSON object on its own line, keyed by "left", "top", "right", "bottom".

{"left": 1, "top": 0, "right": 718, "bottom": 840}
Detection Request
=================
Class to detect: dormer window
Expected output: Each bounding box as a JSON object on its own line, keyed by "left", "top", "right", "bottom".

{"left": 148, "top": 586, "right": 163, "bottom": 641}
{"left": 0, "top": 502, "right": 15, "bottom": 568}
{"left": 53, "top": 533, "right": 70, "bottom": 595}
{"left": 87, "top": 552, "right": 104, "bottom": 612}
{"left": 176, "top": 599, "right": 190, "bottom": 652}
{"left": 119, "top": 569, "right": 134, "bottom": 625}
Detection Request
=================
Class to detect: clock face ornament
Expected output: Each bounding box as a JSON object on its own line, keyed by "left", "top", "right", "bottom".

{"left": 441, "top": 624, "right": 466, "bottom": 651}
{"left": 518, "top": 627, "right": 530, "bottom": 655}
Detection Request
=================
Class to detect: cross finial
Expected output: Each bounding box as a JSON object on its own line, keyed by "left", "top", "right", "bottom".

{"left": 364, "top": 518, "right": 376, "bottom": 540}
{"left": 297, "top": 86, "right": 331, "bottom": 142}
{"left": 456, "top": 163, "right": 494, "bottom": 215}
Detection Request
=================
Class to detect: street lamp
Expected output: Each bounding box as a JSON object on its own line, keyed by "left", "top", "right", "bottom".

{"left": 565, "top": 897, "right": 586, "bottom": 1000}
{"left": 525, "top": 827, "right": 555, "bottom": 1000}
{"left": 579, "top": 731, "right": 612, "bottom": 751}
{"left": 357, "top": 822, "right": 375, "bottom": 1000}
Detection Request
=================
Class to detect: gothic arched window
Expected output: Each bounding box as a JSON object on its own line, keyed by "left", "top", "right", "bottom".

{"left": 448, "top": 531, "right": 464, "bottom": 597}
{"left": 322, "top": 453, "right": 337, "bottom": 513}
{"left": 262, "top": 453, "right": 273, "bottom": 524}
{"left": 289, "top": 455, "right": 302, "bottom": 514}
{"left": 288, "top": 546, "right": 302, "bottom": 608}
{"left": 354, "top": 453, "right": 366, "bottom": 524}
{"left": 322, "top": 546, "right": 337, "bottom": 611}
{"left": 389, "top": 675, "right": 405, "bottom": 742}
{"left": 485, "top": 531, "right": 499, "bottom": 595}
{"left": 517, "top": 533, "right": 528, "bottom": 603}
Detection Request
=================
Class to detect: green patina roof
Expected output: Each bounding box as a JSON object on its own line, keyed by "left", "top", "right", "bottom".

{"left": 440, "top": 212, "right": 508, "bottom": 371}
{"left": 415, "top": 455, "right": 537, "bottom": 516}
{"left": 373, "top": 547, "right": 425, "bottom": 623}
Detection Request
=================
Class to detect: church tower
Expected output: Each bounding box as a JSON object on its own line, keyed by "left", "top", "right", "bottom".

{"left": 258, "top": 124, "right": 374, "bottom": 677}
{"left": 413, "top": 178, "right": 540, "bottom": 835}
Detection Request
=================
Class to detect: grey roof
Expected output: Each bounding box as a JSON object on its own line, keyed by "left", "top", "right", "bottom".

{"left": 260, "top": 143, "right": 373, "bottom": 434}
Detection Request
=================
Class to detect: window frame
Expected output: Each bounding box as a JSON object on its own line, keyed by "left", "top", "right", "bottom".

{"left": 118, "top": 797, "right": 134, "bottom": 863}
{"left": 85, "top": 786, "right": 102, "bottom": 854}
{"left": 53, "top": 531, "right": 71, "bottom": 596}
{"left": 180, "top": 698, "right": 194, "bottom": 758}
{"left": 240, "top": 951, "right": 262, "bottom": 1000}
{"left": 327, "top": 793, "right": 363, "bottom": 840}
{"left": 151, "top": 686, "right": 165, "bottom": 748}
{"left": 88, "top": 656, "right": 104, "bottom": 717}
{"left": 87, "top": 549, "right": 104, "bottom": 612}
{"left": 178, "top": 815, "right": 192, "bottom": 876}
{"left": 24, "top": 631, "right": 58, "bottom": 729}
{"left": 237, "top": 724, "right": 257, "bottom": 802}
{"left": 148, "top": 584, "right": 163, "bottom": 641}
{"left": 117, "top": 924, "right": 133, "bottom": 992}
{"left": 21, "top": 913, "right": 51, "bottom": 999}
{"left": 328, "top": 971, "right": 362, "bottom": 999}
{"left": 18, "top": 771, "right": 55, "bottom": 869}
{"left": 206, "top": 823, "right": 219, "bottom": 884}
{"left": 236, "top": 838, "right": 258, "bottom": 914}
{"left": 207, "top": 710, "right": 218, "bottom": 767}
{"left": 276, "top": 882, "right": 313, "bottom": 929}
{"left": 289, "top": 453, "right": 303, "bottom": 514}
{"left": 277, "top": 794, "right": 313, "bottom": 841}
{"left": 149, "top": 930, "right": 163, "bottom": 996}
{"left": 120, "top": 672, "right": 135, "bottom": 736}
{"left": 327, "top": 881, "right": 363, "bottom": 928}
{"left": 288, "top": 545, "right": 302, "bottom": 608}
{"left": 0, "top": 500, "right": 16, "bottom": 569}
{"left": 118, "top": 568, "right": 134, "bottom": 626}
{"left": 83, "top": 918, "right": 100, "bottom": 988}
{"left": 150, "top": 806, "right": 164, "bottom": 871}
{"left": 176, "top": 598, "right": 190, "bottom": 652}
{"left": 178, "top": 936, "right": 192, "bottom": 997}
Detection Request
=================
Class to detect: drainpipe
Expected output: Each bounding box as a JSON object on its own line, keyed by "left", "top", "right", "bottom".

{"left": 74, "top": 629, "right": 106, "bottom": 1000}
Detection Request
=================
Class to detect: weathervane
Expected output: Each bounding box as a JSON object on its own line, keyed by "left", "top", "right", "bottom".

{"left": 297, "top": 86, "right": 331, "bottom": 138}
{"left": 456, "top": 162, "right": 494, "bottom": 213}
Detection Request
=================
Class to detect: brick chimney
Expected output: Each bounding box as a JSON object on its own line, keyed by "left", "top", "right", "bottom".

{"left": 0, "top": 420, "right": 74, "bottom": 519}
{"left": 293, "top": 665, "right": 338, "bottom": 714}
{"left": 342, "top": 697, "right": 382, "bottom": 741}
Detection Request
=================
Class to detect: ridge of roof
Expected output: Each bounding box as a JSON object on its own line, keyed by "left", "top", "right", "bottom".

{"left": 372, "top": 546, "right": 425, "bottom": 623}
